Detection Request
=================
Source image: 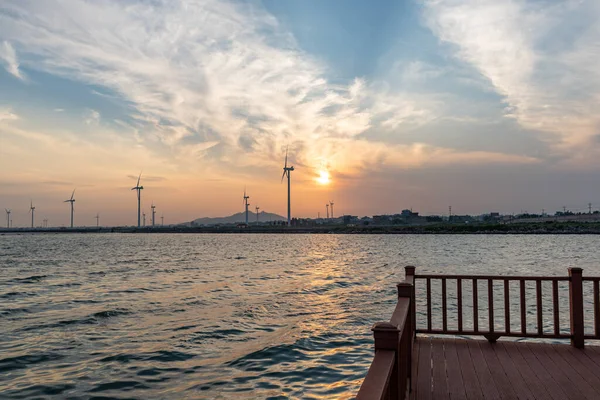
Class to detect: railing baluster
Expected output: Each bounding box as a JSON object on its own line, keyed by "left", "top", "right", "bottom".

{"left": 427, "top": 278, "right": 432, "bottom": 332}
{"left": 457, "top": 278, "right": 463, "bottom": 332}
{"left": 594, "top": 280, "right": 600, "bottom": 338}
{"left": 442, "top": 279, "right": 447, "bottom": 332}
{"left": 553, "top": 280, "right": 559, "bottom": 336}
{"left": 520, "top": 279, "right": 526, "bottom": 334}
{"left": 473, "top": 279, "right": 478, "bottom": 333}
{"left": 488, "top": 279, "right": 494, "bottom": 333}
{"left": 504, "top": 280, "right": 510, "bottom": 334}
{"left": 536, "top": 280, "right": 543, "bottom": 335}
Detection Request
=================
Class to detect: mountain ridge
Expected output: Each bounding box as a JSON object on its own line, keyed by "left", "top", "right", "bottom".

{"left": 188, "top": 211, "right": 286, "bottom": 226}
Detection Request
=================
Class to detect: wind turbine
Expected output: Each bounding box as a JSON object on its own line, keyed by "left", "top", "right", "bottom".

{"left": 29, "top": 200, "right": 35, "bottom": 228}
{"left": 5, "top": 209, "right": 10, "bottom": 229}
{"left": 243, "top": 188, "right": 250, "bottom": 225}
{"left": 161, "top": 214, "right": 164, "bottom": 226}
{"left": 64, "top": 189, "right": 75, "bottom": 228}
{"left": 326, "top": 203, "right": 329, "bottom": 219}
{"left": 131, "top": 173, "right": 144, "bottom": 227}
{"left": 95, "top": 213, "right": 100, "bottom": 227}
{"left": 329, "top": 201, "right": 334, "bottom": 219}
{"left": 281, "top": 146, "right": 294, "bottom": 225}
{"left": 255, "top": 206, "right": 260, "bottom": 223}
{"left": 143, "top": 211, "right": 146, "bottom": 227}
{"left": 151, "top": 202, "right": 156, "bottom": 227}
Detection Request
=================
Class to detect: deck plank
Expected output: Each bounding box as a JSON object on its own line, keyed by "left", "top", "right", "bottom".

{"left": 526, "top": 342, "right": 586, "bottom": 400}
{"left": 431, "top": 338, "right": 449, "bottom": 399}
{"left": 582, "top": 345, "right": 600, "bottom": 370}
{"left": 466, "top": 339, "right": 501, "bottom": 400}
{"left": 454, "top": 339, "right": 483, "bottom": 400}
{"left": 514, "top": 342, "right": 571, "bottom": 400}
{"left": 555, "top": 345, "right": 600, "bottom": 384}
{"left": 409, "top": 338, "right": 600, "bottom": 400}
{"left": 538, "top": 343, "right": 600, "bottom": 400}
{"left": 443, "top": 339, "right": 467, "bottom": 400}
{"left": 477, "top": 342, "right": 518, "bottom": 400}
{"left": 499, "top": 341, "right": 551, "bottom": 400}
{"left": 410, "top": 336, "right": 421, "bottom": 400}
{"left": 415, "top": 337, "right": 432, "bottom": 400}
{"left": 492, "top": 341, "right": 537, "bottom": 400}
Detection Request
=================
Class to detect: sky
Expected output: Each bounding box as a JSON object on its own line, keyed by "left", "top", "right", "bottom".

{"left": 1, "top": 0, "right": 600, "bottom": 227}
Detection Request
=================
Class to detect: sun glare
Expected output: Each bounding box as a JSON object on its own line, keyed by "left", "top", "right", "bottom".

{"left": 316, "top": 170, "right": 330, "bottom": 185}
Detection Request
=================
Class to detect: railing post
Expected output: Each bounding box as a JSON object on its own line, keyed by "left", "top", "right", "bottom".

{"left": 372, "top": 322, "right": 400, "bottom": 399}
{"left": 568, "top": 267, "right": 584, "bottom": 348}
{"left": 397, "top": 281, "right": 414, "bottom": 395}
{"left": 404, "top": 266, "right": 416, "bottom": 338}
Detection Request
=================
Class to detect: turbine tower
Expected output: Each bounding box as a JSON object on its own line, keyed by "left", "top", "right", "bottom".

{"left": 95, "top": 213, "right": 100, "bottom": 227}
{"left": 64, "top": 189, "right": 75, "bottom": 228}
{"left": 281, "top": 147, "right": 294, "bottom": 225}
{"left": 143, "top": 211, "right": 146, "bottom": 227}
{"left": 329, "top": 201, "right": 334, "bottom": 219}
{"left": 161, "top": 214, "right": 164, "bottom": 226}
{"left": 243, "top": 188, "right": 250, "bottom": 225}
{"left": 151, "top": 202, "right": 156, "bottom": 227}
{"left": 5, "top": 209, "right": 10, "bottom": 229}
{"left": 255, "top": 206, "right": 260, "bottom": 223}
{"left": 326, "top": 203, "right": 329, "bottom": 219}
{"left": 29, "top": 200, "right": 35, "bottom": 228}
{"left": 131, "top": 173, "right": 144, "bottom": 227}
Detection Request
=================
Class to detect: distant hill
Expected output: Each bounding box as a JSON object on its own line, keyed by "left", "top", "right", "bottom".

{"left": 188, "top": 211, "right": 286, "bottom": 226}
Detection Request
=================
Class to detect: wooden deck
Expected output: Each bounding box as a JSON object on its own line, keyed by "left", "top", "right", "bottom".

{"left": 412, "top": 337, "right": 600, "bottom": 400}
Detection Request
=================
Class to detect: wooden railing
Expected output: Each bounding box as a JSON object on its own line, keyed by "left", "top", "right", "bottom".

{"left": 356, "top": 266, "right": 415, "bottom": 400}
{"left": 416, "top": 267, "right": 600, "bottom": 348}
{"left": 357, "top": 266, "right": 600, "bottom": 399}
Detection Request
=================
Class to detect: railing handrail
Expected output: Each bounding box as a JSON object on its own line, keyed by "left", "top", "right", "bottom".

{"left": 356, "top": 266, "right": 415, "bottom": 400}
{"left": 355, "top": 349, "right": 395, "bottom": 399}
{"left": 415, "top": 274, "right": 571, "bottom": 281}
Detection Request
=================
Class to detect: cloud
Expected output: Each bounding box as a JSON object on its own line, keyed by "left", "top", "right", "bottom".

{"left": 0, "top": 0, "right": 542, "bottom": 181}
{"left": 0, "top": 40, "right": 24, "bottom": 80}
{"left": 126, "top": 174, "right": 166, "bottom": 182}
{"left": 423, "top": 0, "right": 600, "bottom": 154}
{"left": 0, "top": 0, "right": 450, "bottom": 172}
{"left": 83, "top": 109, "right": 100, "bottom": 126}
{"left": 0, "top": 107, "right": 18, "bottom": 122}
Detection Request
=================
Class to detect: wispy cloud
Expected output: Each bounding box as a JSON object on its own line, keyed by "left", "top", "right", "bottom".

{"left": 0, "top": 40, "right": 24, "bottom": 80}
{"left": 83, "top": 108, "right": 100, "bottom": 126}
{"left": 0, "top": 107, "right": 18, "bottom": 122}
{"left": 423, "top": 0, "right": 600, "bottom": 156}
{"left": 0, "top": 0, "right": 514, "bottom": 177}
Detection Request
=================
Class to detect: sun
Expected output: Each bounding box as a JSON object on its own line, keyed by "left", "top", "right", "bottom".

{"left": 316, "top": 170, "right": 330, "bottom": 185}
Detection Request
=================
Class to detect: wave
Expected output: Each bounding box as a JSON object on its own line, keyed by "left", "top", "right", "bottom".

{"left": 0, "top": 353, "right": 64, "bottom": 373}
{"left": 99, "top": 350, "right": 195, "bottom": 364}
{"left": 10, "top": 275, "right": 47, "bottom": 284}
{"left": 18, "top": 309, "right": 131, "bottom": 332}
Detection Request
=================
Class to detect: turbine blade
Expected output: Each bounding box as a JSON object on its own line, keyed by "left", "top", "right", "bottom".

{"left": 137, "top": 172, "right": 142, "bottom": 187}
{"left": 281, "top": 170, "right": 286, "bottom": 183}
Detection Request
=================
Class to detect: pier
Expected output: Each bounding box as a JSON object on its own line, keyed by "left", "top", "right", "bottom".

{"left": 357, "top": 267, "right": 600, "bottom": 399}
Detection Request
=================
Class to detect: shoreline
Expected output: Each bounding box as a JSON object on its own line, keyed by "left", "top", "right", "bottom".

{"left": 3, "top": 221, "right": 600, "bottom": 235}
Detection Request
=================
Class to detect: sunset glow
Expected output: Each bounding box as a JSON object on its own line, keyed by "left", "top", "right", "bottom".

{"left": 316, "top": 170, "right": 331, "bottom": 185}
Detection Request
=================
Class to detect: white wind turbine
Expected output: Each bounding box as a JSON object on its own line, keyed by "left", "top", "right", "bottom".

{"left": 131, "top": 173, "right": 144, "bottom": 227}
{"left": 5, "top": 209, "right": 10, "bottom": 229}
{"left": 64, "top": 189, "right": 75, "bottom": 228}
{"left": 281, "top": 147, "right": 294, "bottom": 225}
{"left": 29, "top": 200, "right": 35, "bottom": 228}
